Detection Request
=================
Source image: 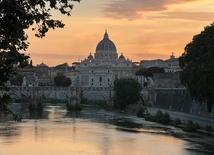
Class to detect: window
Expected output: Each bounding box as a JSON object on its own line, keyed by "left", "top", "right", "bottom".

{"left": 99, "top": 77, "right": 102, "bottom": 82}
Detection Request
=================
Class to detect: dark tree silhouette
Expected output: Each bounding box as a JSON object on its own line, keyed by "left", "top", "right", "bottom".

{"left": 179, "top": 22, "right": 214, "bottom": 112}
{"left": 0, "top": 0, "right": 80, "bottom": 120}
{"left": 54, "top": 73, "right": 71, "bottom": 87}
{"left": 136, "top": 67, "right": 165, "bottom": 78}
{"left": 114, "top": 77, "right": 142, "bottom": 111}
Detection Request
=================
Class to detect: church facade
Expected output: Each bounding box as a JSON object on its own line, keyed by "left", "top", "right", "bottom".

{"left": 70, "top": 31, "right": 135, "bottom": 88}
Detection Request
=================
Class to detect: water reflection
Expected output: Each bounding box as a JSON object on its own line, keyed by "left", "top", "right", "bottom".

{"left": 0, "top": 104, "right": 214, "bottom": 155}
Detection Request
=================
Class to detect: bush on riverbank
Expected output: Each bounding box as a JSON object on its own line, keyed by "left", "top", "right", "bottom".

{"left": 144, "top": 110, "right": 171, "bottom": 125}
{"left": 126, "top": 104, "right": 148, "bottom": 117}
{"left": 137, "top": 107, "right": 147, "bottom": 117}
{"left": 174, "top": 119, "right": 181, "bottom": 126}
{"left": 206, "top": 125, "right": 213, "bottom": 131}
{"left": 183, "top": 120, "right": 197, "bottom": 132}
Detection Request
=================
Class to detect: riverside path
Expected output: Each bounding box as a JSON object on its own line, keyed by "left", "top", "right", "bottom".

{"left": 147, "top": 107, "right": 214, "bottom": 127}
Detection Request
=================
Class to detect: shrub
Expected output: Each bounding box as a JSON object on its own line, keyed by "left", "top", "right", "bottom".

{"left": 155, "top": 110, "right": 163, "bottom": 123}
{"left": 144, "top": 110, "right": 171, "bottom": 125}
{"left": 194, "top": 123, "right": 200, "bottom": 129}
{"left": 174, "top": 119, "right": 181, "bottom": 125}
{"left": 161, "top": 112, "right": 171, "bottom": 125}
{"left": 206, "top": 125, "right": 213, "bottom": 131}
{"left": 144, "top": 114, "right": 156, "bottom": 122}
{"left": 183, "top": 120, "right": 196, "bottom": 132}
{"left": 137, "top": 107, "right": 146, "bottom": 117}
{"left": 127, "top": 104, "right": 147, "bottom": 116}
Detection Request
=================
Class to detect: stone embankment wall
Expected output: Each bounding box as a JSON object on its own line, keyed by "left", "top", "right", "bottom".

{"left": 150, "top": 72, "right": 213, "bottom": 118}
{"left": 153, "top": 91, "right": 213, "bottom": 118}
{"left": 155, "top": 92, "right": 191, "bottom": 113}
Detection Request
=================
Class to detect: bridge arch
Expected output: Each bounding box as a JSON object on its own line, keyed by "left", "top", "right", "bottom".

{"left": 82, "top": 91, "right": 110, "bottom": 106}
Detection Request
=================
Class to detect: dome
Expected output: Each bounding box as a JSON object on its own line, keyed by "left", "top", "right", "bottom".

{"left": 119, "top": 53, "right": 125, "bottom": 59}
{"left": 96, "top": 31, "right": 117, "bottom": 52}
{"left": 88, "top": 53, "right": 93, "bottom": 59}
{"left": 38, "top": 62, "right": 48, "bottom": 67}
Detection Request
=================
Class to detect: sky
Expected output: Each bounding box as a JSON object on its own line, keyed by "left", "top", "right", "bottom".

{"left": 25, "top": 0, "right": 214, "bottom": 67}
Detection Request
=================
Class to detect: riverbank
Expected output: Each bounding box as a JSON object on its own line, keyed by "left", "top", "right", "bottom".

{"left": 117, "top": 104, "right": 214, "bottom": 148}
{"left": 145, "top": 107, "right": 214, "bottom": 147}
{"left": 147, "top": 107, "right": 214, "bottom": 127}
{"left": 112, "top": 107, "right": 214, "bottom": 148}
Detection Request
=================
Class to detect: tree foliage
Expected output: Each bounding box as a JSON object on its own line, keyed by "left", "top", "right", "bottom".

{"left": 114, "top": 77, "right": 142, "bottom": 111}
{"left": 0, "top": 0, "right": 80, "bottom": 120}
{"left": 54, "top": 63, "right": 69, "bottom": 69}
{"left": 10, "top": 73, "right": 24, "bottom": 86}
{"left": 54, "top": 73, "right": 71, "bottom": 87}
{"left": 135, "top": 67, "right": 165, "bottom": 77}
{"left": 179, "top": 22, "right": 214, "bottom": 112}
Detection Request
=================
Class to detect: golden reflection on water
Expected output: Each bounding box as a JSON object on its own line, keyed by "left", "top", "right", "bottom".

{"left": 0, "top": 106, "right": 191, "bottom": 155}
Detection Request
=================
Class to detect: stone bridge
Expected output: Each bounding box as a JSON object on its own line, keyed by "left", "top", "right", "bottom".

{"left": 79, "top": 87, "right": 114, "bottom": 106}
{"left": 3, "top": 86, "right": 113, "bottom": 110}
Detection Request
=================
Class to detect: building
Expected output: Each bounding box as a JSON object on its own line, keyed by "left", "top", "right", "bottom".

{"left": 69, "top": 31, "right": 135, "bottom": 88}
{"left": 140, "top": 53, "right": 181, "bottom": 73}
{"left": 35, "top": 62, "right": 52, "bottom": 86}
{"left": 16, "top": 62, "right": 53, "bottom": 86}
{"left": 153, "top": 72, "right": 183, "bottom": 88}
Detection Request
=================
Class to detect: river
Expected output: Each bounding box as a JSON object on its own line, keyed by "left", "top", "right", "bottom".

{"left": 0, "top": 103, "right": 214, "bottom": 155}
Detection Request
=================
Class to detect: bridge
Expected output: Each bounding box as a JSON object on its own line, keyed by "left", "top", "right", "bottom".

{"left": 1, "top": 86, "right": 212, "bottom": 116}
{"left": 0, "top": 86, "right": 113, "bottom": 110}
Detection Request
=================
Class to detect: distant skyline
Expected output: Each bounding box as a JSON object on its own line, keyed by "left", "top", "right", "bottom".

{"left": 24, "top": 0, "right": 214, "bottom": 66}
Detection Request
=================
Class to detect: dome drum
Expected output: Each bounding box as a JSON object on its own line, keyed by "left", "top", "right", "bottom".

{"left": 95, "top": 31, "right": 117, "bottom": 53}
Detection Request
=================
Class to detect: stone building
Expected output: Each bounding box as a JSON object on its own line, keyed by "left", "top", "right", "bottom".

{"left": 140, "top": 53, "right": 181, "bottom": 73}
{"left": 153, "top": 72, "right": 184, "bottom": 88}
{"left": 69, "top": 31, "right": 135, "bottom": 88}
{"left": 35, "top": 62, "right": 52, "bottom": 86}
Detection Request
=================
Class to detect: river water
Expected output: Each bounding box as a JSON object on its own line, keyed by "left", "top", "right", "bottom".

{"left": 0, "top": 103, "right": 214, "bottom": 155}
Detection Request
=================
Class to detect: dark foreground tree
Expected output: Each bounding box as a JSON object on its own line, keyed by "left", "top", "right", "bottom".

{"left": 54, "top": 73, "right": 71, "bottom": 87}
{"left": 114, "top": 77, "right": 142, "bottom": 111}
{"left": 179, "top": 22, "right": 214, "bottom": 112}
{"left": 0, "top": 0, "right": 80, "bottom": 120}
{"left": 10, "top": 73, "right": 24, "bottom": 86}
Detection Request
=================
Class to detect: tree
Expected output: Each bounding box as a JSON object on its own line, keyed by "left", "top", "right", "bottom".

{"left": 135, "top": 67, "right": 165, "bottom": 77}
{"left": 54, "top": 63, "right": 69, "bottom": 71}
{"left": 0, "top": 0, "right": 80, "bottom": 120}
{"left": 179, "top": 22, "right": 214, "bottom": 112}
{"left": 10, "top": 73, "right": 24, "bottom": 86}
{"left": 114, "top": 77, "right": 142, "bottom": 111}
{"left": 54, "top": 73, "right": 71, "bottom": 87}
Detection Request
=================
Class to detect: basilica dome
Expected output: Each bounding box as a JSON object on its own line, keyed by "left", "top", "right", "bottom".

{"left": 96, "top": 31, "right": 117, "bottom": 52}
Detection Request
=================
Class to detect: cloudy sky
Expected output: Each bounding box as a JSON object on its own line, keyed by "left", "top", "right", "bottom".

{"left": 25, "top": 0, "right": 214, "bottom": 66}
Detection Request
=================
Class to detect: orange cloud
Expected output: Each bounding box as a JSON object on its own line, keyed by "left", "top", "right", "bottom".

{"left": 102, "top": 0, "right": 203, "bottom": 20}
{"left": 149, "top": 11, "right": 214, "bottom": 21}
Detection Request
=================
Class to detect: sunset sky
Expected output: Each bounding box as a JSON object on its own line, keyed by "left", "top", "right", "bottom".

{"left": 25, "top": 0, "right": 214, "bottom": 67}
